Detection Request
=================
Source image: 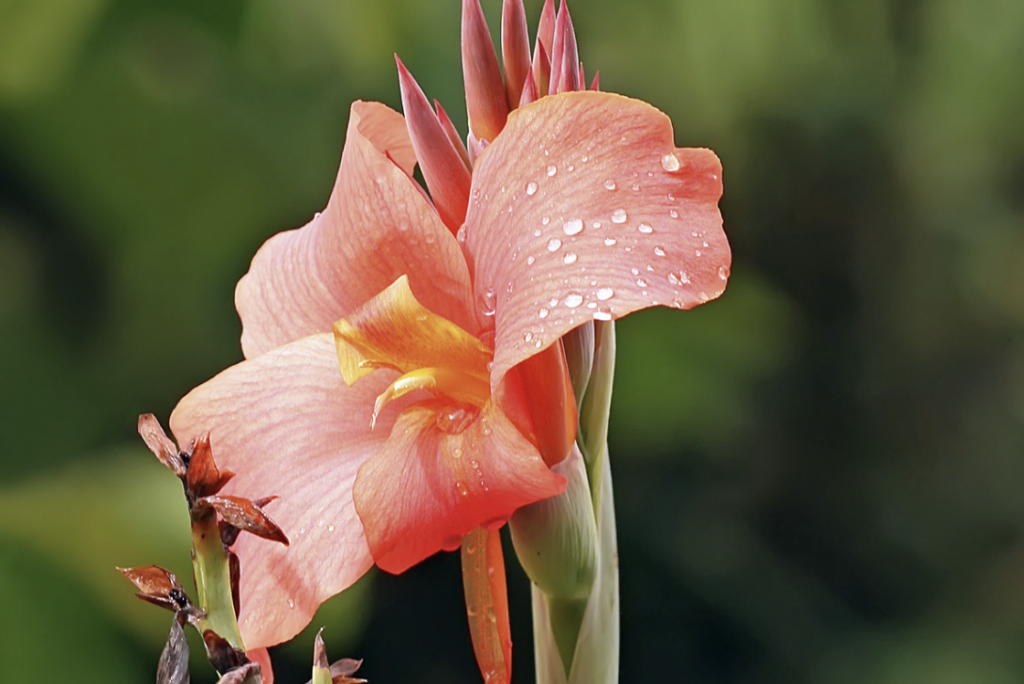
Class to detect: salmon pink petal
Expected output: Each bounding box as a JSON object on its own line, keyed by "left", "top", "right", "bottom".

{"left": 169, "top": 334, "right": 404, "bottom": 649}
{"left": 396, "top": 57, "right": 472, "bottom": 235}
{"left": 501, "top": 0, "right": 531, "bottom": 109}
{"left": 236, "top": 101, "right": 474, "bottom": 359}
{"left": 462, "top": 0, "right": 509, "bottom": 142}
{"left": 353, "top": 399, "right": 566, "bottom": 574}
{"left": 464, "top": 91, "right": 730, "bottom": 386}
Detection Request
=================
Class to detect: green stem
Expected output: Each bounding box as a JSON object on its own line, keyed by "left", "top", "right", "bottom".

{"left": 191, "top": 512, "right": 245, "bottom": 652}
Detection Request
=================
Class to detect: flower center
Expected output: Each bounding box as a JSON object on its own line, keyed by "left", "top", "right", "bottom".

{"left": 334, "top": 275, "right": 492, "bottom": 428}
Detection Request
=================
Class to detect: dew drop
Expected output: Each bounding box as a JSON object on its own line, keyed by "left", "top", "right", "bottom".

{"left": 718, "top": 265, "right": 730, "bottom": 280}
{"left": 661, "top": 153, "right": 681, "bottom": 171}
{"left": 698, "top": 291, "right": 710, "bottom": 303}
{"left": 604, "top": 237, "right": 617, "bottom": 246}
{"left": 631, "top": 182, "right": 640, "bottom": 191}
{"left": 563, "top": 251, "right": 578, "bottom": 264}
{"left": 604, "top": 179, "right": 617, "bottom": 190}
{"left": 669, "top": 209, "right": 679, "bottom": 219}
{"left": 562, "top": 218, "right": 583, "bottom": 236}
{"left": 457, "top": 224, "right": 468, "bottom": 243}
{"left": 478, "top": 288, "right": 496, "bottom": 317}
{"left": 567, "top": 164, "right": 575, "bottom": 171}
{"left": 523, "top": 330, "right": 533, "bottom": 343}
{"left": 538, "top": 307, "right": 549, "bottom": 319}
{"left": 668, "top": 272, "right": 680, "bottom": 285}
{"left": 611, "top": 209, "right": 627, "bottom": 224}
{"left": 592, "top": 221, "right": 602, "bottom": 229}
{"left": 526, "top": 181, "right": 538, "bottom": 196}
{"left": 547, "top": 165, "right": 557, "bottom": 176}
{"left": 636, "top": 277, "right": 648, "bottom": 287}
{"left": 455, "top": 481, "right": 469, "bottom": 496}
{"left": 547, "top": 237, "right": 562, "bottom": 252}
{"left": 549, "top": 297, "right": 559, "bottom": 307}
{"left": 328, "top": 524, "right": 335, "bottom": 532}
{"left": 541, "top": 216, "right": 550, "bottom": 226}
{"left": 631, "top": 267, "right": 640, "bottom": 276}
{"left": 637, "top": 222, "right": 653, "bottom": 234}
{"left": 680, "top": 270, "right": 691, "bottom": 284}
{"left": 564, "top": 292, "right": 584, "bottom": 308}
{"left": 581, "top": 154, "right": 589, "bottom": 162}
{"left": 593, "top": 308, "right": 613, "bottom": 321}
{"left": 695, "top": 249, "right": 702, "bottom": 257}
{"left": 596, "top": 287, "right": 614, "bottom": 301}
{"left": 288, "top": 599, "right": 295, "bottom": 608}
{"left": 453, "top": 447, "right": 463, "bottom": 459}
{"left": 654, "top": 246, "right": 666, "bottom": 256}
{"left": 425, "top": 233, "right": 436, "bottom": 244}
{"left": 526, "top": 255, "right": 536, "bottom": 265}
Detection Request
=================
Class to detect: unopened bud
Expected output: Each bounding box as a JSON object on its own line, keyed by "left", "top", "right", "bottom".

{"left": 509, "top": 447, "right": 596, "bottom": 600}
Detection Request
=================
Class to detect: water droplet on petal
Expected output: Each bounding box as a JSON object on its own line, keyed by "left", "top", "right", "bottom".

{"left": 718, "top": 265, "right": 730, "bottom": 280}
{"left": 547, "top": 165, "right": 557, "bottom": 176}
{"left": 637, "top": 222, "right": 653, "bottom": 234}
{"left": 636, "top": 277, "right": 648, "bottom": 287}
{"left": 526, "top": 181, "right": 538, "bottom": 196}
{"left": 695, "top": 249, "right": 702, "bottom": 257}
{"left": 611, "top": 209, "right": 627, "bottom": 224}
{"left": 288, "top": 599, "right": 295, "bottom": 608}
{"left": 632, "top": 182, "right": 640, "bottom": 191}
{"left": 631, "top": 267, "right": 640, "bottom": 276}
{"left": 549, "top": 297, "right": 559, "bottom": 307}
{"left": 698, "top": 291, "right": 710, "bottom": 303}
{"left": 596, "top": 287, "right": 614, "bottom": 301}
{"left": 564, "top": 292, "right": 584, "bottom": 308}
{"left": 661, "top": 153, "right": 681, "bottom": 171}
{"left": 328, "top": 524, "right": 335, "bottom": 532}
{"left": 604, "top": 179, "right": 617, "bottom": 190}
{"left": 593, "top": 308, "right": 613, "bottom": 321}
{"left": 485, "top": 606, "right": 497, "bottom": 623}
{"left": 457, "top": 224, "right": 468, "bottom": 243}
{"left": 538, "top": 307, "right": 549, "bottom": 319}
{"left": 547, "top": 237, "right": 562, "bottom": 252}
{"left": 562, "top": 218, "right": 583, "bottom": 236}
{"left": 455, "top": 481, "right": 469, "bottom": 496}
{"left": 563, "top": 251, "right": 578, "bottom": 264}
{"left": 523, "top": 330, "right": 533, "bottom": 343}
{"left": 478, "top": 288, "right": 496, "bottom": 317}
{"left": 654, "top": 246, "right": 666, "bottom": 256}
{"left": 604, "top": 237, "right": 617, "bottom": 246}
{"left": 669, "top": 209, "right": 679, "bottom": 219}
{"left": 526, "top": 255, "right": 536, "bottom": 265}
{"left": 541, "top": 216, "right": 550, "bottom": 226}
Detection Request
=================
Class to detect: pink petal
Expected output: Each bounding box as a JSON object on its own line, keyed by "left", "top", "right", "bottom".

{"left": 353, "top": 399, "right": 566, "bottom": 575}
{"left": 464, "top": 91, "right": 730, "bottom": 386}
{"left": 501, "top": 0, "right": 531, "bottom": 109}
{"left": 236, "top": 101, "right": 475, "bottom": 359}
{"left": 170, "top": 334, "right": 405, "bottom": 649}
{"left": 396, "top": 57, "right": 473, "bottom": 235}
{"left": 462, "top": 0, "right": 509, "bottom": 143}
{"left": 247, "top": 648, "right": 274, "bottom": 684}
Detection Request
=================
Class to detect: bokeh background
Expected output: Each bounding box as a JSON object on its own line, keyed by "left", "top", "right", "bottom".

{"left": 3, "top": 0, "right": 1024, "bottom": 681}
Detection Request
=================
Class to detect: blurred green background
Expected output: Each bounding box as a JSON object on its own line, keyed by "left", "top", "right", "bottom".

{"left": 2, "top": 0, "right": 1024, "bottom": 681}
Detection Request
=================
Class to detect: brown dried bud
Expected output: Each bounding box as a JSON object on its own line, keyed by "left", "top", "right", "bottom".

{"left": 118, "top": 565, "right": 191, "bottom": 612}
{"left": 157, "top": 616, "right": 190, "bottom": 684}
{"left": 307, "top": 631, "right": 366, "bottom": 684}
{"left": 139, "top": 414, "right": 186, "bottom": 477}
{"left": 186, "top": 433, "right": 235, "bottom": 497}
{"left": 203, "top": 630, "right": 249, "bottom": 675}
{"left": 196, "top": 495, "right": 288, "bottom": 546}
{"left": 214, "top": 662, "right": 262, "bottom": 684}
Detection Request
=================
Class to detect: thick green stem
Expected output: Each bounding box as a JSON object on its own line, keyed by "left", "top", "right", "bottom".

{"left": 191, "top": 512, "right": 245, "bottom": 652}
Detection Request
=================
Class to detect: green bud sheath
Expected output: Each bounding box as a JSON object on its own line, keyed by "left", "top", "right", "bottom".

{"left": 510, "top": 447, "right": 597, "bottom": 601}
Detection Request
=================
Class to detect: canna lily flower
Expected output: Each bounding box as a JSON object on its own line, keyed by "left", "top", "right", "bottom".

{"left": 170, "top": 0, "right": 729, "bottom": 659}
